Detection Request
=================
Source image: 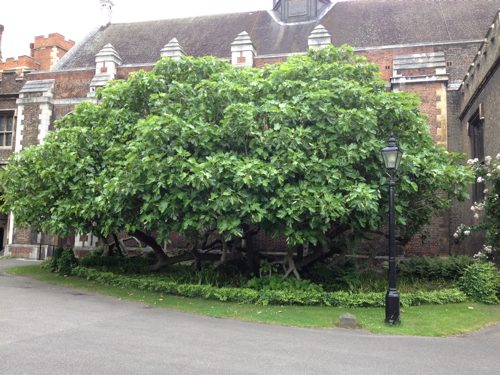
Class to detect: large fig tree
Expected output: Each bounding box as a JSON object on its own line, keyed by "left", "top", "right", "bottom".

{"left": 0, "top": 46, "right": 473, "bottom": 270}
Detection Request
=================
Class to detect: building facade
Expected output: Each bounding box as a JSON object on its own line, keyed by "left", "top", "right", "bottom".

{"left": 0, "top": 26, "right": 74, "bottom": 254}
{"left": 2, "top": 0, "right": 500, "bottom": 258}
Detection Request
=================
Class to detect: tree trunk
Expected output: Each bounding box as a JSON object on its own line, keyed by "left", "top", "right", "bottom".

{"left": 212, "top": 238, "right": 243, "bottom": 270}
{"left": 242, "top": 224, "right": 260, "bottom": 274}
{"left": 100, "top": 237, "right": 111, "bottom": 257}
{"left": 131, "top": 229, "right": 169, "bottom": 270}
{"left": 112, "top": 234, "right": 125, "bottom": 257}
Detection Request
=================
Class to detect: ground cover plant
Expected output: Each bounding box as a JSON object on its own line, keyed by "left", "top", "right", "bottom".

{"left": 39, "top": 250, "right": 500, "bottom": 308}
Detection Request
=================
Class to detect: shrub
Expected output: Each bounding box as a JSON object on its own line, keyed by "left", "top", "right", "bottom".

{"left": 57, "top": 248, "right": 79, "bottom": 275}
{"left": 163, "top": 263, "right": 247, "bottom": 288}
{"left": 458, "top": 262, "right": 500, "bottom": 304}
{"left": 40, "top": 246, "right": 64, "bottom": 272}
{"left": 72, "top": 266, "right": 469, "bottom": 308}
{"left": 302, "top": 259, "right": 361, "bottom": 292}
{"left": 397, "top": 256, "right": 474, "bottom": 281}
{"left": 245, "top": 274, "right": 324, "bottom": 293}
{"left": 79, "top": 254, "right": 156, "bottom": 274}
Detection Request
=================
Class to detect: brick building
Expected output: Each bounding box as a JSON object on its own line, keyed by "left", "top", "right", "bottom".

{"left": 0, "top": 25, "right": 74, "bottom": 254}
{"left": 2, "top": 0, "right": 500, "bottom": 258}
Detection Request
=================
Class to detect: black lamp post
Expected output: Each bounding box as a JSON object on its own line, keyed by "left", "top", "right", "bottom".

{"left": 381, "top": 133, "right": 403, "bottom": 325}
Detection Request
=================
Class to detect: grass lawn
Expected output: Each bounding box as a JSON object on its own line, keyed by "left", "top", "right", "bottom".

{"left": 6, "top": 265, "right": 500, "bottom": 337}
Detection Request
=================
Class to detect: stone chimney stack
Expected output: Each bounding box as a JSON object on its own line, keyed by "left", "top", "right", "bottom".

{"left": 100, "top": 0, "right": 114, "bottom": 27}
{"left": 231, "top": 32, "right": 256, "bottom": 67}
{"left": 308, "top": 25, "right": 332, "bottom": 49}
{"left": 160, "top": 38, "right": 186, "bottom": 60}
{"left": 0, "top": 24, "right": 4, "bottom": 62}
{"left": 89, "top": 43, "right": 122, "bottom": 94}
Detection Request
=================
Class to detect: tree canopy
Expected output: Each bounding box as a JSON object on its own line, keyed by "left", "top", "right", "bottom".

{"left": 0, "top": 46, "right": 474, "bottom": 270}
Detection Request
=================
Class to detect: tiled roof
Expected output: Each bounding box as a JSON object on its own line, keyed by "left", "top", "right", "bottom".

{"left": 57, "top": 0, "right": 500, "bottom": 70}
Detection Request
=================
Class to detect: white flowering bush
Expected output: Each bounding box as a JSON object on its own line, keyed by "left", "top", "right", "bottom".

{"left": 455, "top": 154, "right": 500, "bottom": 262}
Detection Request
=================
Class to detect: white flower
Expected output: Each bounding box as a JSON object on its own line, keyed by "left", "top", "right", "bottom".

{"left": 497, "top": 165, "right": 500, "bottom": 170}
{"left": 471, "top": 205, "right": 476, "bottom": 211}
{"left": 453, "top": 233, "right": 459, "bottom": 238}
{"left": 464, "top": 230, "right": 471, "bottom": 236}
{"left": 484, "top": 189, "right": 489, "bottom": 193}
{"left": 485, "top": 156, "right": 492, "bottom": 164}
{"left": 474, "top": 213, "right": 479, "bottom": 219}
{"left": 497, "top": 153, "right": 500, "bottom": 159}
{"left": 467, "top": 159, "right": 474, "bottom": 165}
{"left": 477, "top": 177, "right": 484, "bottom": 183}
{"left": 483, "top": 246, "right": 493, "bottom": 253}
{"left": 487, "top": 173, "right": 492, "bottom": 177}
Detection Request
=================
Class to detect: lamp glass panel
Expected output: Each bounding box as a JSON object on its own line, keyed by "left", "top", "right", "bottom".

{"left": 382, "top": 149, "right": 399, "bottom": 169}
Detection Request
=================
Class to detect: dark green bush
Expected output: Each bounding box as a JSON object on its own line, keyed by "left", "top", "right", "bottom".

{"left": 40, "top": 246, "right": 64, "bottom": 272}
{"left": 245, "top": 274, "right": 324, "bottom": 293}
{"left": 397, "top": 256, "right": 474, "bottom": 281}
{"left": 458, "top": 262, "right": 500, "bottom": 304}
{"left": 162, "top": 263, "right": 247, "bottom": 288}
{"left": 79, "top": 254, "right": 156, "bottom": 274}
{"left": 302, "top": 260, "right": 361, "bottom": 292}
{"left": 57, "top": 248, "right": 79, "bottom": 275}
{"left": 71, "top": 266, "right": 469, "bottom": 307}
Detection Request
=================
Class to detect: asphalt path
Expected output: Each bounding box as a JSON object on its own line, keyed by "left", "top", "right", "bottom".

{"left": 1, "top": 259, "right": 499, "bottom": 375}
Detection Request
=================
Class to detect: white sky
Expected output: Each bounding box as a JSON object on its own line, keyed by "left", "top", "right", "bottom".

{"left": 1, "top": 0, "right": 272, "bottom": 60}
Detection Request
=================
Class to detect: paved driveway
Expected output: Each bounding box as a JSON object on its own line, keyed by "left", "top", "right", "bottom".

{"left": 1, "top": 259, "right": 499, "bottom": 375}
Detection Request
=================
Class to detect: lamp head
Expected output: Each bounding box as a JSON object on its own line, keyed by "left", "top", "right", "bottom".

{"left": 381, "top": 133, "right": 403, "bottom": 170}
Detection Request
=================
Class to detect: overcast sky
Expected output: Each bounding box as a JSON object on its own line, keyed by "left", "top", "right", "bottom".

{"left": 1, "top": 0, "right": 272, "bottom": 59}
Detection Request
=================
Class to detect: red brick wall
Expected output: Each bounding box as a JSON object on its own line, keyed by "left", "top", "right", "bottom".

{"left": 8, "top": 247, "right": 32, "bottom": 257}
{"left": 19, "top": 93, "right": 43, "bottom": 150}
{"left": 0, "top": 56, "right": 40, "bottom": 73}
{"left": 32, "top": 33, "right": 75, "bottom": 71}
{"left": 33, "top": 33, "right": 74, "bottom": 51}
{"left": 404, "top": 81, "right": 443, "bottom": 142}
{"left": 358, "top": 46, "right": 435, "bottom": 82}
{"left": 254, "top": 57, "right": 288, "bottom": 68}
{"left": 29, "top": 70, "right": 95, "bottom": 99}
{"left": 13, "top": 228, "right": 33, "bottom": 244}
{"left": 116, "top": 66, "right": 154, "bottom": 80}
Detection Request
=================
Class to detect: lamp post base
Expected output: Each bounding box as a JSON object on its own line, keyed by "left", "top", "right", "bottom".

{"left": 385, "top": 289, "right": 400, "bottom": 325}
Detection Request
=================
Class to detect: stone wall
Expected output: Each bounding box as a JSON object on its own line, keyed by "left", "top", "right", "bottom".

{"left": 448, "top": 10, "right": 500, "bottom": 256}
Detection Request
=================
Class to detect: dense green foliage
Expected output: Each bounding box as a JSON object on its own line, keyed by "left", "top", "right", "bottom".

{"left": 41, "top": 247, "right": 64, "bottom": 273}
{"left": 40, "top": 253, "right": 500, "bottom": 306}
{"left": 303, "top": 260, "right": 361, "bottom": 292}
{"left": 458, "top": 262, "right": 500, "bottom": 304}
{"left": 40, "top": 247, "right": 77, "bottom": 275}
{"left": 245, "top": 273, "right": 324, "bottom": 293}
{"left": 397, "top": 255, "right": 474, "bottom": 281}
{"left": 70, "top": 265, "right": 468, "bottom": 307}
{"left": 0, "top": 46, "right": 473, "bottom": 269}
{"left": 79, "top": 253, "right": 156, "bottom": 274}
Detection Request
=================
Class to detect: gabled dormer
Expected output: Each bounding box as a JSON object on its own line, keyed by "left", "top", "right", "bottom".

{"left": 272, "top": 0, "right": 332, "bottom": 24}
